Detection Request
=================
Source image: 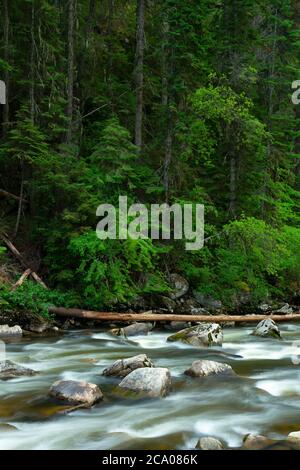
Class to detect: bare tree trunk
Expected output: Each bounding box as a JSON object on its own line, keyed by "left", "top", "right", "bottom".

{"left": 13, "top": 164, "right": 24, "bottom": 239}
{"left": 29, "top": 1, "right": 36, "bottom": 123}
{"left": 134, "top": 0, "right": 145, "bottom": 152}
{"left": 161, "top": 19, "right": 173, "bottom": 202}
{"left": 163, "top": 117, "right": 173, "bottom": 202}
{"left": 3, "top": 0, "right": 10, "bottom": 135}
{"left": 229, "top": 156, "right": 236, "bottom": 217}
{"left": 107, "top": 0, "right": 115, "bottom": 109}
{"left": 66, "top": 0, "right": 75, "bottom": 143}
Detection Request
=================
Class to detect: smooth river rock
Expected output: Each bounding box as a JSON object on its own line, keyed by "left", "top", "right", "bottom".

{"left": 196, "top": 436, "right": 225, "bottom": 450}
{"left": 0, "top": 324, "right": 22, "bottom": 337}
{"left": 184, "top": 359, "right": 234, "bottom": 377}
{"left": 49, "top": 380, "right": 103, "bottom": 407}
{"left": 167, "top": 323, "right": 223, "bottom": 347}
{"left": 118, "top": 367, "right": 172, "bottom": 397}
{"left": 287, "top": 431, "right": 300, "bottom": 443}
{"left": 102, "top": 354, "right": 154, "bottom": 378}
{"left": 109, "top": 322, "right": 153, "bottom": 337}
{"left": 252, "top": 318, "right": 281, "bottom": 339}
{"left": 242, "top": 434, "right": 272, "bottom": 450}
{"left": 0, "top": 360, "right": 37, "bottom": 379}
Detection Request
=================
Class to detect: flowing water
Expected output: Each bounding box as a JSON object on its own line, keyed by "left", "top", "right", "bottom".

{"left": 1, "top": 324, "right": 300, "bottom": 450}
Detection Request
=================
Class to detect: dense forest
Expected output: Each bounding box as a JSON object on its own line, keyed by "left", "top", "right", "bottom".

{"left": 0, "top": 0, "right": 300, "bottom": 317}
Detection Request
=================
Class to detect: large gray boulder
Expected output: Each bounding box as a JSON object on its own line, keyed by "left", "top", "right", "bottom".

{"left": 167, "top": 323, "right": 223, "bottom": 347}
{"left": 118, "top": 367, "right": 171, "bottom": 397}
{"left": 49, "top": 380, "right": 103, "bottom": 407}
{"left": 196, "top": 436, "right": 225, "bottom": 450}
{"left": 252, "top": 319, "right": 281, "bottom": 339}
{"left": 287, "top": 431, "right": 300, "bottom": 443}
{"left": 0, "top": 325, "right": 22, "bottom": 337}
{"left": 169, "top": 274, "right": 189, "bottom": 299}
{"left": 275, "top": 303, "right": 293, "bottom": 314}
{"left": 109, "top": 322, "right": 153, "bottom": 337}
{"left": 0, "top": 360, "right": 37, "bottom": 379}
{"left": 102, "top": 354, "right": 154, "bottom": 378}
{"left": 193, "top": 292, "right": 223, "bottom": 312}
{"left": 184, "top": 360, "right": 234, "bottom": 378}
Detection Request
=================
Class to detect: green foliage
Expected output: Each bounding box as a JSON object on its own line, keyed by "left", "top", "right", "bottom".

{"left": 0, "top": 281, "right": 77, "bottom": 318}
{"left": 67, "top": 230, "right": 169, "bottom": 308}
{"left": 0, "top": 0, "right": 299, "bottom": 315}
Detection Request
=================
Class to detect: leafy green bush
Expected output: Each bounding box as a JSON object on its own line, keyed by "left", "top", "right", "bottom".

{"left": 0, "top": 281, "right": 78, "bottom": 318}
{"left": 68, "top": 230, "right": 169, "bottom": 308}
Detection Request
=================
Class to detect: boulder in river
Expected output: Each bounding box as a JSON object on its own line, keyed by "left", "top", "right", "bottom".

{"left": 49, "top": 379, "right": 103, "bottom": 407}
{"left": 109, "top": 322, "right": 153, "bottom": 337}
{"left": 287, "top": 431, "right": 300, "bottom": 443}
{"left": 164, "top": 321, "right": 191, "bottom": 331}
{"left": 196, "top": 436, "right": 225, "bottom": 450}
{"left": 102, "top": 354, "right": 154, "bottom": 378}
{"left": 169, "top": 273, "right": 189, "bottom": 299}
{"left": 252, "top": 318, "right": 281, "bottom": 339}
{"left": 167, "top": 323, "right": 223, "bottom": 347}
{"left": 118, "top": 367, "right": 172, "bottom": 397}
{"left": 0, "top": 360, "right": 37, "bottom": 379}
{"left": 0, "top": 324, "right": 22, "bottom": 337}
{"left": 184, "top": 360, "right": 234, "bottom": 378}
{"left": 242, "top": 434, "right": 272, "bottom": 450}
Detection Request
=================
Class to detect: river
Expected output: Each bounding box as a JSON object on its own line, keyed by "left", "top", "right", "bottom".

{"left": 1, "top": 324, "right": 300, "bottom": 450}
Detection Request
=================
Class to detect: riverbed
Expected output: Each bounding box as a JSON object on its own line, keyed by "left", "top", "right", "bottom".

{"left": 1, "top": 324, "right": 300, "bottom": 450}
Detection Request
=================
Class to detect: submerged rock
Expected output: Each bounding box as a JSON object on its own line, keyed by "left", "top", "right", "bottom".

{"left": 0, "top": 324, "right": 22, "bottom": 337}
{"left": 109, "top": 322, "right": 153, "bottom": 337}
{"left": 49, "top": 380, "right": 103, "bottom": 407}
{"left": 102, "top": 354, "right": 154, "bottom": 378}
{"left": 118, "top": 367, "right": 172, "bottom": 397}
{"left": 169, "top": 273, "right": 189, "bottom": 299}
{"left": 167, "top": 323, "right": 223, "bottom": 347}
{"left": 196, "top": 436, "right": 225, "bottom": 450}
{"left": 0, "top": 360, "right": 37, "bottom": 379}
{"left": 164, "top": 321, "right": 191, "bottom": 331}
{"left": 252, "top": 318, "right": 281, "bottom": 339}
{"left": 242, "top": 434, "right": 272, "bottom": 450}
{"left": 184, "top": 359, "right": 234, "bottom": 378}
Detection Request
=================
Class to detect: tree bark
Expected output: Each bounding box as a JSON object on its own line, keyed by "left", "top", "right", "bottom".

{"left": 29, "top": 1, "right": 36, "bottom": 123}
{"left": 228, "top": 155, "right": 236, "bottom": 217}
{"left": 134, "top": 0, "right": 145, "bottom": 152}
{"left": 12, "top": 269, "right": 32, "bottom": 291}
{"left": 0, "top": 235, "right": 48, "bottom": 289}
{"left": 48, "top": 307, "right": 300, "bottom": 323}
{"left": 66, "top": 0, "right": 75, "bottom": 143}
{"left": 13, "top": 164, "right": 24, "bottom": 238}
{"left": 3, "top": 0, "right": 10, "bottom": 135}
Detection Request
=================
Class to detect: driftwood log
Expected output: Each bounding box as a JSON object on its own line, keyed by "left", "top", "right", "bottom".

{"left": 0, "top": 189, "right": 28, "bottom": 204}
{"left": 0, "top": 235, "right": 48, "bottom": 289}
{"left": 48, "top": 306, "right": 300, "bottom": 323}
{"left": 12, "top": 268, "right": 32, "bottom": 290}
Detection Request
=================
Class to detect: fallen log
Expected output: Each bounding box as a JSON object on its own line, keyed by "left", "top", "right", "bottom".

{"left": 1, "top": 235, "right": 48, "bottom": 289}
{"left": 12, "top": 268, "right": 32, "bottom": 290}
{"left": 48, "top": 307, "right": 300, "bottom": 323}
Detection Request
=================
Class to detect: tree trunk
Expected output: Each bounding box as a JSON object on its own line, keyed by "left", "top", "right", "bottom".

{"left": 29, "top": 1, "right": 36, "bottom": 123}
{"left": 229, "top": 155, "right": 236, "bottom": 217}
{"left": 48, "top": 306, "right": 300, "bottom": 323}
{"left": 66, "top": 0, "right": 75, "bottom": 143}
{"left": 3, "top": 0, "right": 10, "bottom": 135}
{"left": 134, "top": 0, "right": 145, "bottom": 152}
